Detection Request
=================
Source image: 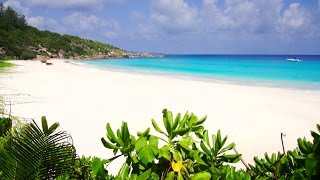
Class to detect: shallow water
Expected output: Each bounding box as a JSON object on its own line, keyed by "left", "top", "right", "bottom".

{"left": 81, "top": 55, "right": 320, "bottom": 90}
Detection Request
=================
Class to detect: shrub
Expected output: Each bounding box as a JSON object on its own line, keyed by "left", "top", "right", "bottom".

{"left": 100, "top": 109, "right": 244, "bottom": 179}
{"left": 20, "top": 50, "right": 36, "bottom": 60}
{"left": 0, "top": 56, "right": 13, "bottom": 60}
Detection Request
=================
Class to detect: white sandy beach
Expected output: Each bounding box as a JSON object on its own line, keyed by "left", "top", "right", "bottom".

{"left": 1, "top": 59, "right": 320, "bottom": 173}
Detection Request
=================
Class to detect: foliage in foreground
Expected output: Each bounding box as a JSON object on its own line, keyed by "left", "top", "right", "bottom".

{"left": 100, "top": 109, "right": 243, "bottom": 179}
{"left": 0, "top": 116, "right": 76, "bottom": 179}
{"left": 0, "top": 108, "right": 319, "bottom": 179}
{"left": 97, "top": 109, "right": 320, "bottom": 180}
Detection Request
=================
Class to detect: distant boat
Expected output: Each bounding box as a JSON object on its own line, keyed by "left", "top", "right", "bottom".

{"left": 286, "top": 43, "right": 302, "bottom": 62}
{"left": 286, "top": 57, "right": 302, "bottom": 62}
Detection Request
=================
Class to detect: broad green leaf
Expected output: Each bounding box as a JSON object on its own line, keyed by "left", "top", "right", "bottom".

{"left": 179, "top": 136, "right": 193, "bottom": 148}
{"left": 311, "top": 131, "right": 320, "bottom": 140}
{"left": 151, "top": 119, "right": 165, "bottom": 134}
{"left": 254, "top": 156, "right": 264, "bottom": 167}
{"left": 179, "top": 112, "right": 189, "bottom": 128}
{"left": 130, "top": 174, "right": 137, "bottom": 180}
{"left": 165, "top": 171, "right": 175, "bottom": 180}
{"left": 137, "top": 168, "right": 152, "bottom": 180}
{"left": 159, "top": 145, "right": 171, "bottom": 161}
{"left": 121, "top": 122, "right": 130, "bottom": 146}
{"left": 298, "top": 138, "right": 311, "bottom": 154}
{"left": 271, "top": 153, "right": 276, "bottom": 163}
{"left": 194, "top": 154, "right": 208, "bottom": 166}
{"left": 117, "top": 162, "right": 130, "bottom": 179}
{"left": 173, "top": 127, "right": 190, "bottom": 136}
{"left": 188, "top": 114, "right": 198, "bottom": 127}
{"left": 195, "top": 115, "right": 207, "bottom": 126}
{"left": 265, "top": 153, "right": 272, "bottom": 164}
{"left": 135, "top": 136, "right": 159, "bottom": 165}
{"left": 167, "top": 110, "right": 174, "bottom": 127}
{"left": 195, "top": 132, "right": 203, "bottom": 139}
{"left": 221, "top": 154, "right": 241, "bottom": 163}
{"left": 191, "top": 172, "right": 211, "bottom": 180}
{"left": 137, "top": 128, "right": 150, "bottom": 137}
{"left": 200, "top": 141, "right": 211, "bottom": 155}
{"left": 305, "top": 153, "right": 318, "bottom": 176}
{"left": 221, "top": 135, "right": 227, "bottom": 148}
{"left": 106, "top": 123, "right": 123, "bottom": 145}
{"left": 191, "top": 126, "right": 204, "bottom": 133}
{"left": 203, "top": 130, "right": 209, "bottom": 147}
{"left": 216, "top": 130, "right": 222, "bottom": 152}
{"left": 173, "top": 150, "right": 182, "bottom": 162}
{"left": 92, "top": 157, "right": 108, "bottom": 179}
{"left": 212, "top": 134, "right": 217, "bottom": 154}
{"left": 162, "top": 109, "right": 172, "bottom": 138}
{"left": 177, "top": 172, "right": 183, "bottom": 180}
{"left": 172, "top": 113, "right": 181, "bottom": 130}
{"left": 101, "top": 138, "right": 119, "bottom": 149}
{"left": 219, "top": 143, "right": 235, "bottom": 154}
{"left": 117, "top": 129, "right": 123, "bottom": 144}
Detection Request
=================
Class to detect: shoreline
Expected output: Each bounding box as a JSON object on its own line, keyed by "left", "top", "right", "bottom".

{"left": 1, "top": 59, "right": 320, "bottom": 174}
{"left": 74, "top": 59, "right": 320, "bottom": 92}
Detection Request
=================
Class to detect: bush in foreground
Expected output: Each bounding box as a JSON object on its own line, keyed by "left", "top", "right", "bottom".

{"left": 0, "top": 109, "right": 319, "bottom": 179}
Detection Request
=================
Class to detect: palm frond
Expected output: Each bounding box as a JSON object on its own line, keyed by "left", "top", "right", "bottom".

{"left": 0, "top": 119, "right": 76, "bottom": 180}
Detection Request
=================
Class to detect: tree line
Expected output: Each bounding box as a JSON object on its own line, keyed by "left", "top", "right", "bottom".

{"left": 0, "top": 3, "right": 122, "bottom": 60}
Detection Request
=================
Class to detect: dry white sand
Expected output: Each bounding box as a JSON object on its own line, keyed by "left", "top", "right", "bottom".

{"left": 1, "top": 59, "right": 320, "bottom": 173}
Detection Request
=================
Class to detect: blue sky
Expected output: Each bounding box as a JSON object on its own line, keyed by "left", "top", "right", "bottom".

{"left": 2, "top": 0, "right": 320, "bottom": 54}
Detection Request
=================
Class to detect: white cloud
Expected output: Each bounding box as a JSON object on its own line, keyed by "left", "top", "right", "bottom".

{"left": 27, "top": 16, "right": 45, "bottom": 27}
{"left": 62, "top": 12, "right": 120, "bottom": 39}
{"left": 201, "top": 0, "right": 283, "bottom": 33}
{"left": 150, "top": 0, "right": 199, "bottom": 33}
{"left": 26, "top": 13, "right": 120, "bottom": 40}
{"left": 138, "top": 0, "right": 318, "bottom": 46}
{"left": 278, "top": 3, "right": 306, "bottom": 31}
{"left": 201, "top": 0, "right": 234, "bottom": 30}
{"left": 27, "top": 16, "right": 66, "bottom": 33}
{"left": 3, "top": 0, "right": 30, "bottom": 15}
{"left": 223, "top": 1, "right": 259, "bottom": 29}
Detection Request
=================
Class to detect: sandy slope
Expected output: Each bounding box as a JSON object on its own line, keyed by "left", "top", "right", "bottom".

{"left": 1, "top": 59, "right": 320, "bottom": 173}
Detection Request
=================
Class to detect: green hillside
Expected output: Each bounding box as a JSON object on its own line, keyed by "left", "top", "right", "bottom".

{"left": 0, "top": 3, "right": 123, "bottom": 60}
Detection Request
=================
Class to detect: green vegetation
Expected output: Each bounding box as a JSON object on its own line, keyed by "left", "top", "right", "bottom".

{"left": 0, "top": 116, "right": 76, "bottom": 179}
{"left": 0, "top": 3, "right": 123, "bottom": 60}
{"left": 0, "top": 107, "right": 319, "bottom": 179}
{"left": 0, "top": 61, "right": 13, "bottom": 69}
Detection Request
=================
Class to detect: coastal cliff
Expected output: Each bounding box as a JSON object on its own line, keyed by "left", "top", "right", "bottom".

{"left": 0, "top": 3, "right": 159, "bottom": 61}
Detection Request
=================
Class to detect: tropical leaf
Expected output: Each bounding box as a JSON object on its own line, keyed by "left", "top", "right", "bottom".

{"left": 0, "top": 120, "right": 76, "bottom": 179}
{"left": 135, "top": 136, "right": 159, "bottom": 165}
{"left": 0, "top": 116, "right": 12, "bottom": 137}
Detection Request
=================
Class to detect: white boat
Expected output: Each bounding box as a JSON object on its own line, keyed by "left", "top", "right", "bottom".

{"left": 286, "top": 44, "right": 302, "bottom": 62}
{"left": 286, "top": 57, "right": 302, "bottom": 62}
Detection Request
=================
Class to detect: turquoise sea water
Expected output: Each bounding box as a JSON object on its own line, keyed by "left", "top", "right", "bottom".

{"left": 81, "top": 55, "right": 320, "bottom": 90}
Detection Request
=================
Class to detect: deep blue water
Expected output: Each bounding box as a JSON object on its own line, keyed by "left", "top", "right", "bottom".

{"left": 81, "top": 55, "right": 320, "bottom": 90}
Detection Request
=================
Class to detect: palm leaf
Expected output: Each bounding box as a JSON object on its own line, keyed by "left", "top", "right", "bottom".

{"left": 0, "top": 120, "right": 76, "bottom": 179}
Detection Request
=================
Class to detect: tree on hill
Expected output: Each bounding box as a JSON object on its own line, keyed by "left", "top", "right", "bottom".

{"left": 0, "top": 3, "right": 27, "bottom": 31}
{"left": 0, "top": 2, "right": 123, "bottom": 60}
